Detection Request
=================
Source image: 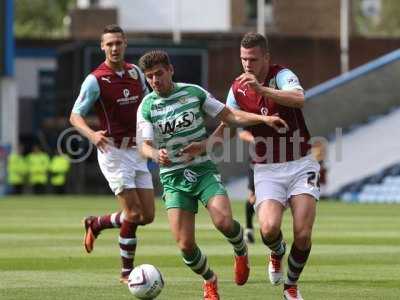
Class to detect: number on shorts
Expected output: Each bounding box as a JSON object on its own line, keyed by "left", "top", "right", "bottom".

{"left": 307, "top": 171, "right": 320, "bottom": 188}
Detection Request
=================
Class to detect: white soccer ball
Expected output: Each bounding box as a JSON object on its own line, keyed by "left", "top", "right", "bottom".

{"left": 128, "top": 264, "right": 164, "bottom": 299}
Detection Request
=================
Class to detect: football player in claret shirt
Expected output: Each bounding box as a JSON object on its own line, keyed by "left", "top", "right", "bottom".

{"left": 69, "top": 24, "right": 155, "bottom": 284}
{"left": 136, "top": 50, "right": 288, "bottom": 300}
{"left": 209, "top": 32, "right": 319, "bottom": 300}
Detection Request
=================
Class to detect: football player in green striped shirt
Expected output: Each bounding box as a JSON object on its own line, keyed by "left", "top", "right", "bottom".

{"left": 136, "top": 50, "right": 288, "bottom": 300}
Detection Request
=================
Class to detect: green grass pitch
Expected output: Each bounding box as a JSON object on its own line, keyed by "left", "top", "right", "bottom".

{"left": 0, "top": 196, "right": 399, "bottom": 299}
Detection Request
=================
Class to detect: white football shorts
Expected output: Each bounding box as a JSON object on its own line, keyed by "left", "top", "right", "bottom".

{"left": 97, "top": 146, "right": 153, "bottom": 195}
{"left": 254, "top": 155, "right": 320, "bottom": 209}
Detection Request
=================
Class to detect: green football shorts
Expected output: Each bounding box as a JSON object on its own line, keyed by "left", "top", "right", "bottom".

{"left": 161, "top": 162, "right": 228, "bottom": 213}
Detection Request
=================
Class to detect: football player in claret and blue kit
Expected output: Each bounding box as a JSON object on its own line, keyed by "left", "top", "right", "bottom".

{"left": 219, "top": 32, "right": 320, "bottom": 300}
{"left": 136, "top": 50, "right": 288, "bottom": 300}
{"left": 70, "top": 24, "right": 155, "bottom": 284}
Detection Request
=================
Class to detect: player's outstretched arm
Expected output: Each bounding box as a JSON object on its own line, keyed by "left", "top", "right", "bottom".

{"left": 179, "top": 108, "right": 287, "bottom": 159}
{"left": 218, "top": 107, "right": 289, "bottom": 131}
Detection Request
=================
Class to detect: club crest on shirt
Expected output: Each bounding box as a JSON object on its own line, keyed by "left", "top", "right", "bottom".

{"left": 154, "top": 103, "right": 164, "bottom": 111}
{"left": 123, "top": 89, "right": 130, "bottom": 98}
{"left": 128, "top": 68, "right": 138, "bottom": 80}
{"left": 269, "top": 78, "right": 277, "bottom": 89}
{"left": 178, "top": 97, "right": 188, "bottom": 104}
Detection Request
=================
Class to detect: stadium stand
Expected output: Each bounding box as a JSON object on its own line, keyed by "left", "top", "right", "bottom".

{"left": 304, "top": 49, "right": 400, "bottom": 202}
{"left": 340, "top": 163, "right": 400, "bottom": 203}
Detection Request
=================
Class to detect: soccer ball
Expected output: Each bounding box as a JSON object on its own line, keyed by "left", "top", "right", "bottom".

{"left": 128, "top": 264, "right": 164, "bottom": 299}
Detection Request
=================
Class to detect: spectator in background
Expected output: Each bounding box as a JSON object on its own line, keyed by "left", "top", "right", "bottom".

{"left": 49, "top": 152, "right": 70, "bottom": 194}
{"left": 7, "top": 144, "right": 28, "bottom": 194}
{"left": 26, "top": 145, "right": 50, "bottom": 194}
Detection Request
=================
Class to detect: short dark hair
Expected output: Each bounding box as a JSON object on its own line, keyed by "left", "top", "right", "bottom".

{"left": 240, "top": 32, "right": 269, "bottom": 53}
{"left": 102, "top": 24, "right": 125, "bottom": 38}
{"left": 138, "top": 50, "right": 171, "bottom": 71}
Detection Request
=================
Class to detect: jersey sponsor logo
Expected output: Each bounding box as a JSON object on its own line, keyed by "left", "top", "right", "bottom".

{"left": 183, "top": 169, "right": 199, "bottom": 183}
{"left": 128, "top": 68, "right": 138, "bottom": 80}
{"left": 117, "top": 89, "right": 139, "bottom": 105}
{"left": 153, "top": 103, "right": 174, "bottom": 113}
{"left": 237, "top": 88, "right": 247, "bottom": 96}
{"left": 261, "top": 107, "right": 269, "bottom": 116}
{"left": 157, "top": 111, "right": 195, "bottom": 135}
{"left": 101, "top": 77, "right": 111, "bottom": 83}
{"left": 116, "top": 95, "right": 139, "bottom": 105}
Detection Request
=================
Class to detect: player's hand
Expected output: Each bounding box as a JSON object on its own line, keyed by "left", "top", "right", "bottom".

{"left": 262, "top": 115, "right": 289, "bottom": 132}
{"left": 178, "top": 141, "right": 207, "bottom": 162}
{"left": 237, "top": 73, "right": 264, "bottom": 94}
{"left": 157, "top": 148, "right": 172, "bottom": 166}
{"left": 91, "top": 130, "right": 111, "bottom": 153}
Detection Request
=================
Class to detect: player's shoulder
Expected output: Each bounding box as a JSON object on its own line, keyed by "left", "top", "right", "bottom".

{"left": 124, "top": 62, "right": 140, "bottom": 70}
{"left": 176, "top": 82, "right": 208, "bottom": 98}
{"left": 90, "top": 63, "right": 112, "bottom": 80}
{"left": 231, "top": 76, "right": 247, "bottom": 92}
{"left": 270, "top": 64, "right": 287, "bottom": 75}
{"left": 125, "top": 62, "right": 143, "bottom": 79}
{"left": 142, "top": 91, "right": 158, "bottom": 104}
{"left": 176, "top": 82, "right": 202, "bottom": 91}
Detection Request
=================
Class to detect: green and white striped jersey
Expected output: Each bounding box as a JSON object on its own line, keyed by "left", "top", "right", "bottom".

{"left": 137, "top": 82, "right": 225, "bottom": 174}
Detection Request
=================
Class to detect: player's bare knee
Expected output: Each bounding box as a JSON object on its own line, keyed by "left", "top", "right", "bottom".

{"left": 141, "top": 212, "right": 154, "bottom": 225}
{"left": 294, "top": 230, "right": 312, "bottom": 249}
{"left": 214, "top": 217, "right": 233, "bottom": 234}
{"left": 260, "top": 222, "right": 280, "bottom": 239}
{"left": 124, "top": 210, "right": 142, "bottom": 224}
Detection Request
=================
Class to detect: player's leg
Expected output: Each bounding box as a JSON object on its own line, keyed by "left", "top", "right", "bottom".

{"left": 82, "top": 210, "right": 124, "bottom": 253}
{"left": 283, "top": 193, "right": 316, "bottom": 300}
{"left": 167, "top": 208, "right": 219, "bottom": 300}
{"left": 254, "top": 163, "right": 288, "bottom": 285}
{"left": 83, "top": 147, "right": 131, "bottom": 253}
{"left": 207, "top": 194, "right": 249, "bottom": 286}
{"left": 134, "top": 170, "right": 155, "bottom": 225}
{"left": 117, "top": 171, "right": 155, "bottom": 282}
{"left": 257, "top": 200, "right": 286, "bottom": 285}
{"left": 283, "top": 156, "right": 320, "bottom": 300}
{"left": 118, "top": 188, "right": 144, "bottom": 283}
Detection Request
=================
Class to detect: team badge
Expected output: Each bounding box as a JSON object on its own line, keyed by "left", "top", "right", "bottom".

{"left": 178, "top": 97, "right": 188, "bottom": 104}
{"left": 128, "top": 68, "right": 138, "bottom": 80}
{"left": 123, "top": 89, "right": 130, "bottom": 98}
{"left": 154, "top": 103, "right": 164, "bottom": 111}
